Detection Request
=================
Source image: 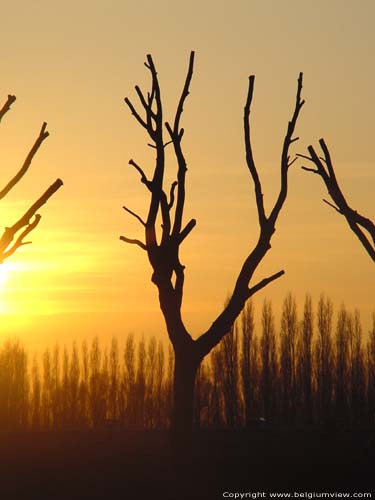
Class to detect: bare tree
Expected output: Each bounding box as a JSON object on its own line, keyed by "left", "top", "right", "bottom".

{"left": 121, "top": 52, "right": 304, "bottom": 438}
{"left": 298, "top": 294, "right": 314, "bottom": 423}
{"left": 315, "top": 294, "right": 334, "bottom": 422}
{"left": 367, "top": 314, "right": 375, "bottom": 424}
{"left": 241, "top": 301, "right": 257, "bottom": 425}
{"left": 260, "top": 299, "right": 278, "bottom": 423}
{"left": 280, "top": 293, "right": 298, "bottom": 423}
{"left": 300, "top": 139, "right": 375, "bottom": 262}
{"left": 0, "top": 95, "right": 63, "bottom": 261}
{"left": 335, "top": 305, "right": 350, "bottom": 420}
{"left": 219, "top": 321, "right": 240, "bottom": 427}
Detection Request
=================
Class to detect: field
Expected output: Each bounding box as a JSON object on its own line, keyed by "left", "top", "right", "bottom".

{"left": 0, "top": 427, "right": 373, "bottom": 499}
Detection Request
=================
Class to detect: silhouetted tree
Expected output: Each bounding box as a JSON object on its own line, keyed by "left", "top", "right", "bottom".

{"left": 280, "top": 293, "right": 298, "bottom": 423}
{"left": 121, "top": 52, "right": 304, "bottom": 439}
{"left": 135, "top": 337, "right": 146, "bottom": 426}
{"left": 240, "top": 301, "right": 257, "bottom": 425}
{"left": 300, "top": 139, "right": 375, "bottom": 262}
{"left": 89, "top": 337, "right": 105, "bottom": 426}
{"left": 109, "top": 337, "right": 120, "bottom": 422}
{"left": 31, "top": 355, "right": 41, "bottom": 428}
{"left": 69, "top": 342, "right": 81, "bottom": 425}
{"left": 367, "top": 314, "right": 375, "bottom": 424}
{"left": 315, "top": 295, "right": 334, "bottom": 421}
{"left": 42, "top": 348, "right": 52, "bottom": 427}
{"left": 123, "top": 333, "right": 136, "bottom": 426}
{"left": 260, "top": 299, "right": 278, "bottom": 422}
{"left": 80, "top": 340, "right": 90, "bottom": 425}
{"left": 145, "top": 336, "right": 157, "bottom": 427}
{"left": 220, "top": 322, "right": 240, "bottom": 427}
{"left": 350, "top": 311, "right": 366, "bottom": 424}
{"left": 1, "top": 296, "right": 374, "bottom": 429}
{"left": 297, "top": 294, "right": 314, "bottom": 423}
{"left": 335, "top": 305, "right": 350, "bottom": 420}
{"left": 0, "top": 94, "right": 62, "bottom": 262}
{"left": 194, "top": 361, "right": 211, "bottom": 428}
{"left": 155, "top": 339, "right": 165, "bottom": 427}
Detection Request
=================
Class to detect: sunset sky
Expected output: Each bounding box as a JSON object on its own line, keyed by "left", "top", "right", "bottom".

{"left": 0, "top": 0, "right": 374, "bottom": 350}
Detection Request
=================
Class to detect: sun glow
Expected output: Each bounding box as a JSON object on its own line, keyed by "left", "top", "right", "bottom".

{"left": 0, "top": 262, "right": 13, "bottom": 314}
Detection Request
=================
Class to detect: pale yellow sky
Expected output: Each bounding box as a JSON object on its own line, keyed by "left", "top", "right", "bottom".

{"left": 0, "top": 0, "right": 374, "bottom": 350}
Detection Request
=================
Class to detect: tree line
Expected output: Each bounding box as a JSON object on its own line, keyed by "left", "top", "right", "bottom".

{"left": 0, "top": 293, "right": 374, "bottom": 430}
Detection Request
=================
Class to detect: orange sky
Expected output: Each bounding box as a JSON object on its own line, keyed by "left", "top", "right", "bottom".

{"left": 0, "top": 0, "right": 374, "bottom": 350}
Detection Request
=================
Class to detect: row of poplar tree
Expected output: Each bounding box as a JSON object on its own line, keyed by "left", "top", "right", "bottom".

{"left": 0, "top": 293, "right": 374, "bottom": 430}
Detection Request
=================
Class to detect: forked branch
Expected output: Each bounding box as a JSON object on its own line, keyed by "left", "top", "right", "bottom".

{"left": 122, "top": 54, "right": 304, "bottom": 360}
{"left": 197, "top": 72, "right": 304, "bottom": 358}
{"left": 300, "top": 138, "right": 375, "bottom": 262}
{"left": 0, "top": 95, "right": 16, "bottom": 123}
{"left": 0, "top": 122, "right": 50, "bottom": 200}
{"left": 0, "top": 179, "right": 63, "bottom": 262}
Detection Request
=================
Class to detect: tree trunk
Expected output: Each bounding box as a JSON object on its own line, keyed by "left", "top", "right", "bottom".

{"left": 171, "top": 351, "right": 199, "bottom": 452}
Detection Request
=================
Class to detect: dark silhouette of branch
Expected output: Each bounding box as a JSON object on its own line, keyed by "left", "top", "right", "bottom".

{"left": 0, "top": 94, "right": 63, "bottom": 263}
{"left": 123, "top": 206, "right": 146, "bottom": 226}
{"left": 300, "top": 138, "right": 375, "bottom": 262}
{"left": 0, "top": 94, "right": 16, "bottom": 123}
{"left": 197, "top": 72, "right": 304, "bottom": 358}
{"left": 0, "top": 179, "right": 63, "bottom": 262}
{"left": 119, "top": 235, "right": 146, "bottom": 250}
{"left": 0, "top": 122, "right": 49, "bottom": 200}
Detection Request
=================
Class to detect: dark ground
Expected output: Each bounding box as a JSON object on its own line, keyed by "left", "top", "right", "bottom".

{"left": 0, "top": 427, "right": 373, "bottom": 499}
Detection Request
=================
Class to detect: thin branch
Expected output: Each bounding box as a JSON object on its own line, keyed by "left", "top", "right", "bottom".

{"left": 301, "top": 166, "right": 319, "bottom": 174}
{"left": 0, "top": 179, "right": 63, "bottom": 256}
{"left": 287, "top": 156, "right": 298, "bottom": 168}
{"left": 119, "top": 235, "right": 146, "bottom": 250}
{"left": 0, "top": 122, "right": 49, "bottom": 200}
{"left": 135, "top": 85, "right": 155, "bottom": 117}
{"left": 0, "top": 95, "right": 16, "bottom": 124}
{"left": 244, "top": 75, "right": 266, "bottom": 226}
{"left": 172, "top": 51, "right": 195, "bottom": 135}
{"left": 322, "top": 198, "right": 341, "bottom": 213}
{"left": 168, "top": 51, "right": 195, "bottom": 238}
{"left": 128, "top": 159, "right": 152, "bottom": 190}
{"left": 247, "top": 269, "right": 284, "bottom": 297}
{"left": 296, "top": 153, "right": 313, "bottom": 161}
{"left": 1, "top": 214, "right": 41, "bottom": 261}
{"left": 269, "top": 72, "right": 304, "bottom": 226}
{"left": 168, "top": 181, "right": 178, "bottom": 210}
{"left": 124, "top": 97, "right": 148, "bottom": 130}
{"left": 123, "top": 206, "right": 146, "bottom": 226}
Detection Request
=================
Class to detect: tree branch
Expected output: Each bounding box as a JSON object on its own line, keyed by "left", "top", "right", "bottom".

{"left": 178, "top": 218, "right": 196, "bottom": 243}
{"left": 168, "top": 181, "right": 178, "bottom": 210}
{"left": 0, "top": 122, "right": 50, "bottom": 200}
{"left": 119, "top": 235, "right": 146, "bottom": 250}
{"left": 269, "top": 72, "right": 304, "bottom": 226}
{"left": 168, "top": 51, "right": 195, "bottom": 239}
{"left": 303, "top": 138, "right": 375, "bottom": 262}
{"left": 0, "top": 95, "right": 16, "bottom": 124}
{"left": 124, "top": 97, "right": 148, "bottom": 130}
{"left": 244, "top": 75, "right": 266, "bottom": 225}
{"left": 0, "top": 179, "right": 63, "bottom": 259}
{"left": 128, "top": 159, "right": 153, "bottom": 190}
{"left": 247, "top": 269, "right": 285, "bottom": 297}
{"left": 123, "top": 206, "right": 146, "bottom": 226}
{"left": 1, "top": 214, "right": 41, "bottom": 261}
{"left": 196, "top": 73, "right": 304, "bottom": 360}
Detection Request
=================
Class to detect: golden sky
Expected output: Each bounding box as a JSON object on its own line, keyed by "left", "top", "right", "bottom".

{"left": 0, "top": 0, "right": 374, "bottom": 350}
